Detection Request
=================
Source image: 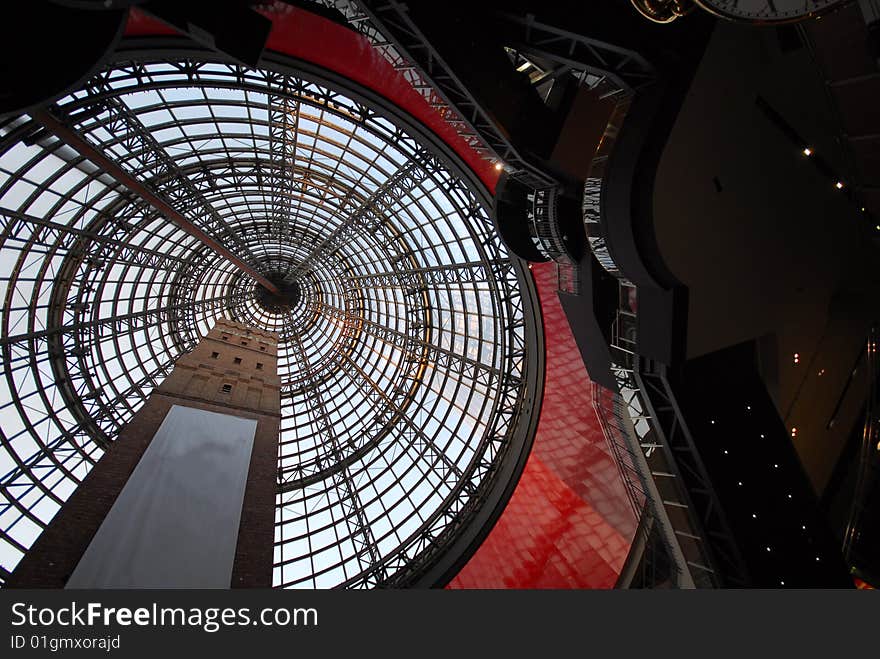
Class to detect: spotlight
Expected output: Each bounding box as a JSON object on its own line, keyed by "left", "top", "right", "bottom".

{"left": 802, "top": 147, "right": 812, "bottom": 156}
{"left": 835, "top": 181, "right": 844, "bottom": 190}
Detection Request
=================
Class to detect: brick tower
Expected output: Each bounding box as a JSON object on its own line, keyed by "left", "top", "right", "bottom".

{"left": 7, "top": 318, "right": 281, "bottom": 588}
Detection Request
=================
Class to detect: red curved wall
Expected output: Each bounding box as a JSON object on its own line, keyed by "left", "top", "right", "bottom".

{"left": 448, "top": 263, "right": 636, "bottom": 588}
{"left": 126, "top": 4, "right": 636, "bottom": 589}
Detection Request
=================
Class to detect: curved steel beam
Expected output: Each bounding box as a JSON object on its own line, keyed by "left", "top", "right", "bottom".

{"left": 32, "top": 108, "right": 282, "bottom": 296}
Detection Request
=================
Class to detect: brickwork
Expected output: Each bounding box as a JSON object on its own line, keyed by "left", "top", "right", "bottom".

{"left": 7, "top": 318, "right": 280, "bottom": 588}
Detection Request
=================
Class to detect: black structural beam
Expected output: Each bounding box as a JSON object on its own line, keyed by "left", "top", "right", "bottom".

{"left": 33, "top": 108, "right": 282, "bottom": 295}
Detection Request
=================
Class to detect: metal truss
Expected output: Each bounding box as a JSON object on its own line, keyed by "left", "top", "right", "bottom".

{"left": 267, "top": 89, "right": 300, "bottom": 255}
{"left": 378, "top": 256, "right": 532, "bottom": 587}
{"left": 314, "top": 1, "right": 497, "bottom": 158}
{"left": 286, "top": 330, "right": 386, "bottom": 585}
{"left": 78, "top": 69, "right": 266, "bottom": 270}
{"left": 317, "top": 2, "right": 659, "bottom": 266}
{"left": 500, "top": 13, "right": 655, "bottom": 94}
{"left": 0, "top": 52, "right": 542, "bottom": 589}
{"left": 318, "top": 302, "right": 506, "bottom": 387}
{"left": 633, "top": 359, "right": 751, "bottom": 587}
{"left": 583, "top": 274, "right": 749, "bottom": 587}
{"left": 284, "top": 151, "right": 433, "bottom": 281}
{"left": 596, "top": 361, "right": 706, "bottom": 588}
{"left": 315, "top": 0, "right": 556, "bottom": 190}
{"left": 312, "top": 289, "right": 472, "bottom": 501}
{"left": 0, "top": 208, "right": 194, "bottom": 271}
{"left": 272, "top": 220, "right": 434, "bottom": 489}
{"left": 345, "top": 259, "right": 505, "bottom": 289}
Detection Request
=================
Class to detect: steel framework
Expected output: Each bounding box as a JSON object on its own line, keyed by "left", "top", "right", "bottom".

{"left": 316, "top": 2, "right": 660, "bottom": 267}
{"left": 315, "top": 0, "right": 557, "bottom": 190}
{"left": 500, "top": 13, "right": 655, "bottom": 94}
{"left": 0, "top": 52, "right": 542, "bottom": 588}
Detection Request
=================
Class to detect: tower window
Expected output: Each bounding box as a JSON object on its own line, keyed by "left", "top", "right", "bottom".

{"left": 220, "top": 383, "right": 233, "bottom": 394}
{"left": 256, "top": 362, "right": 264, "bottom": 370}
{"left": 210, "top": 351, "right": 219, "bottom": 359}
{"left": 233, "top": 357, "right": 242, "bottom": 365}
{"left": 221, "top": 334, "right": 229, "bottom": 341}
{"left": 241, "top": 340, "right": 248, "bottom": 346}
{"left": 260, "top": 346, "right": 266, "bottom": 352}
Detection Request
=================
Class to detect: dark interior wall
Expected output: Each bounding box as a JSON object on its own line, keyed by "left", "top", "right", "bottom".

{"left": 655, "top": 20, "right": 868, "bottom": 360}
{"left": 671, "top": 341, "right": 853, "bottom": 588}
{"left": 653, "top": 20, "right": 880, "bottom": 494}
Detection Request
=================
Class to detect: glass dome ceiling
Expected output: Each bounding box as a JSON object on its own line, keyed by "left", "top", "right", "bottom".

{"left": 0, "top": 52, "right": 542, "bottom": 588}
